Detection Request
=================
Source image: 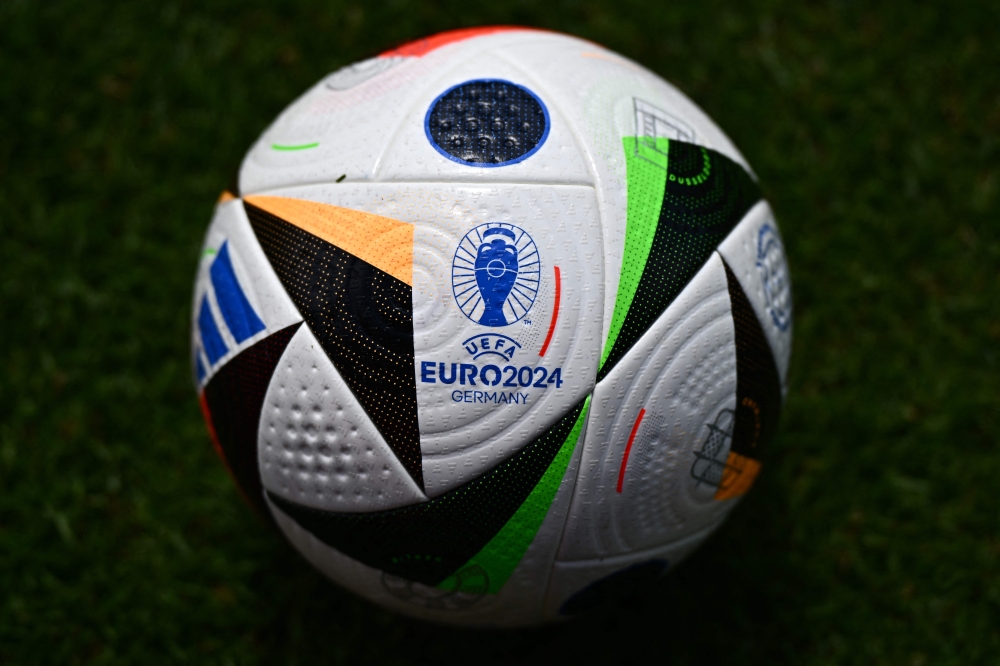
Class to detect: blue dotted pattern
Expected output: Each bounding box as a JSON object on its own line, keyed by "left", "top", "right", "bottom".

{"left": 425, "top": 79, "right": 549, "bottom": 167}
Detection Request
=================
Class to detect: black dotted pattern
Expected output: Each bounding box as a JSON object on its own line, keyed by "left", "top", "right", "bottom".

{"left": 203, "top": 322, "right": 301, "bottom": 521}
{"left": 723, "top": 260, "right": 783, "bottom": 459}
{"left": 244, "top": 201, "right": 423, "bottom": 490}
{"left": 598, "top": 140, "right": 761, "bottom": 382}
{"left": 268, "top": 399, "right": 587, "bottom": 586}
{"left": 427, "top": 80, "right": 547, "bottom": 165}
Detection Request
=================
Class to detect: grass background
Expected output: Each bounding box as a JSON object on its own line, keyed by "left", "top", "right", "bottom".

{"left": 1, "top": 0, "right": 998, "bottom": 663}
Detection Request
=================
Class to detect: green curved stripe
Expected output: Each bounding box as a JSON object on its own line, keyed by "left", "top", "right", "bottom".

{"left": 600, "top": 137, "right": 669, "bottom": 370}
{"left": 440, "top": 396, "right": 591, "bottom": 594}
{"left": 271, "top": 141, "right": 320, "bottom": 151}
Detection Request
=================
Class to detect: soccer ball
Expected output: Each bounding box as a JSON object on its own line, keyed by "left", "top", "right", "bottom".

{"left": 191, "top": 26, "right": 792, "bottom": 626}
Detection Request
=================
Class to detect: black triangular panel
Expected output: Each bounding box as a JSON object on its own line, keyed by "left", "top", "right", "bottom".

{"left": 243, "top": 201, "right": 423, "bottom": 490}
{"left": 202, "top": 322, "right": 301, "bottom": 519}
{"left": 722, "top": 260, "right": 783, "bottom": 459}
{"left": 598, "top": 141, "right": 761, "bottom": 382}
{"left": 267, "top": 399, "right": 587, "bottom": 586}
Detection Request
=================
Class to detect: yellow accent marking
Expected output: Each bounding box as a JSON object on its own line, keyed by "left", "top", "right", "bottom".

{"left": 244, "top": 195, "right": 414, "bottom": 286}
{"left": 217, "top": 190, "right": 236, "bottom": 204}
{"left": 713, "top": 452, "right": 762, "bottom": 501}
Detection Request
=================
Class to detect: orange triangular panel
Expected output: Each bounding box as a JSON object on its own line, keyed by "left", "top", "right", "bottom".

{"left": 243, "top": 195, "right": 414, "bottom": 286}
{"left": 713, "top": 452, "right": 762, "bottom": 501}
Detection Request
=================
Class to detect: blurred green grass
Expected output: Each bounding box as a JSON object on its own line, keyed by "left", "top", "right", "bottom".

{"left": 1, "top": 1, "right": 998, "bottom": 664}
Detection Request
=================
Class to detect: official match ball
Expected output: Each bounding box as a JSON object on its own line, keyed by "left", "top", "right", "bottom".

{"left": 191, "top": 27, "right": 792, "bottom": 626}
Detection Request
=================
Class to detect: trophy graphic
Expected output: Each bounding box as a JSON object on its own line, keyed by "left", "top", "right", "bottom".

{"left": 474, "top": 228, "right": 519, "bottom": 326}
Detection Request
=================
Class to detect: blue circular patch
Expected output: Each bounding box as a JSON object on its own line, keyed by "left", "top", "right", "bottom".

{"left": 452, "top": 223, "right": 540, "bottom": 327}
{"left": 425, "top": 79, "right": 550, "bottom": 167}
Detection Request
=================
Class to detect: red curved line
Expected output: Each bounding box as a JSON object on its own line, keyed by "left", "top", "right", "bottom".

{"left": 199, "top": 391, "right": 253, "bottom": 511}
{"left": 617, "top": 408, "right": 646, "bottom": 493}
{"left": 539, "top": 266, "right": 561, "bottom": 357}
{"left": 379, "top": 26, "right": 547, "bottom": 58}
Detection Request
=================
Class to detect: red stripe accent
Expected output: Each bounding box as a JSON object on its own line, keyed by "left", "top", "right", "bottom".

{"left": 198, "top": 392, "right": 227, "bottom": 469}
{"left": 379, "top": 26, "right": 544, "bottom": 58}
{"left": 198, "top": 390, "right": 233, "bottom": 474}
{"left": 539, "top": 266, "right": 561, "bottom": 357}
{"left": 199, "top": 391, "right": 254, "bottom": 510}
{"left": 616, "top": 408, "right": 646, "bottom": 493}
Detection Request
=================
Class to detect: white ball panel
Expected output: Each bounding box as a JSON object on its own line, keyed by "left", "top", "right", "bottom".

{"left": 198, "top": 28, "right": 790, "bottom": 626}
{"left": 259, "top": 324, "right": 427, "bottom": 512}
{"left": 239, "top": 30, "right": 597, "bottom": 194}
{"left": 496, "top": 37, "right": 754, "bottom": 355}
{"left": 251, "top": 181, "right": 605, "bottom": 497}
{"left": 268, "top": 428, "right": 585, "bottom": 628}
{"left": 557, "top": 253, "right": 740, "bottom": 561}
{"left": 192, "top": 199, "right": 303, "bottom": 386}
{"left": 376, "top": 50, "right": 593, "bottom": 186}
{"left": 543, "top": 519, "right": 720, "bottom": 620}
{"left": 717, "top": 201, "right": 793, "bottom": 387}
{"left": 266, "top": 495, "right": 454, "bottom": 617}
{"left": 239, "top": 37, "right": 487, "bottom": 193}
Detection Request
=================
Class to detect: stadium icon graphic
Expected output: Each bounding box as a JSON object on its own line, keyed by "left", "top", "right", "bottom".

{"left": 452, "top": 223, "right": 540, "bottom": 327}
{"left": 690, "top": 408, "right": 736, "bottom": 488}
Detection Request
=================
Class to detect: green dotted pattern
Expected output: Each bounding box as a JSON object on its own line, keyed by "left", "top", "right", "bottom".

{"left": 265, "top": 398, "right": 588, "bottom": 587}
{"left": 439, "top": 396, "right": 591, "bottom": 594}
{"left": 598, "top": 138, "right": 761, "bottom": 382}
{"left": 601, "top": 137, "right": 670, "bottom": 371}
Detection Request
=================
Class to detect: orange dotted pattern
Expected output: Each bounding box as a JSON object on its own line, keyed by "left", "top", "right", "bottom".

{"left": 244, "top": 195, "right": 413, "bottom": 286}
{"left": 707, "top": 260, "right": 783, "bottom": 501}
{"left": 244, "top": 201, "right": 423, "bottom": 488}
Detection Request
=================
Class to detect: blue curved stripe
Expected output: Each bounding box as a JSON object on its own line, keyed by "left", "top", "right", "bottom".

{"left": 198, "top": 297, "right": 228, "bottom": 365}
{"left": 210, "top": 242, "right": 266, "bottom": 343}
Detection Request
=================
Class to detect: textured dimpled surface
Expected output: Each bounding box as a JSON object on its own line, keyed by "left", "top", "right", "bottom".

{"left": 259, "top": 325, "right": 427, "bottom": 512}
{"left": 243, "top": 201, "right": 423, "bottom": 489}
{"left": 265, "top": 400, "right": 586, "bottom": 586}
{"left": 190, "top": 28, "right": 794, "bottom": 627}
{"left": 202, "top": 323, "right": 301, "bottom": 519}
{"left": 427, "top": 80, "right": 547, "bottom": 165}
{"left": 557, "top": 254, "right": 739, "bottom": 560}
{"left": 599, "top": 140, "right": 761, "bottom": 381}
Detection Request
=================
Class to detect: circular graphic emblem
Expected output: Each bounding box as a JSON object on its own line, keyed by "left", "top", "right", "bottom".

{"left": 425, "top": 79, "right": 550, "bottom": 167}
{"left": 756, "top": 223, "right": 792, "bottom": 331}
{"left": 452, "top": 223, "right": 540, "bottom": 327}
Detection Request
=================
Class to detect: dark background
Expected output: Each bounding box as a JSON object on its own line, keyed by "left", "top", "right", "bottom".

{"left": 2, "top": 1, "right": 998, "bottom": 663}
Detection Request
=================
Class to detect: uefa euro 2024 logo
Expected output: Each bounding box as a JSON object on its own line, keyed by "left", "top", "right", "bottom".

{"left": 452, "top": 223, "right": 540, "bottom": 327}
